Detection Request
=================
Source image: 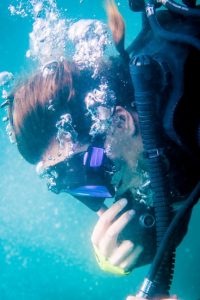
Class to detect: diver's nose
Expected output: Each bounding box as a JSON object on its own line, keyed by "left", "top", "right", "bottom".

{"left": 35, "top": 161, "right": 45, "bottom": 176}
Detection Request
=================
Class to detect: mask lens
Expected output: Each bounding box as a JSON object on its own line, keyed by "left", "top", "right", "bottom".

{"left": 42, "top": 147, "right": 115, "bottom": 198}
{"left": 43, "top": 152, "right": 86, "bottom": 194}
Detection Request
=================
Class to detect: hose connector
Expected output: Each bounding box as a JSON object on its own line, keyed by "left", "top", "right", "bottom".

{"left": 136, "top": 278, "right": 154, "bottom": 298}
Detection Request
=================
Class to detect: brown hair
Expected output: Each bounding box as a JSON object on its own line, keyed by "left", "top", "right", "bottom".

{"left": 9, "top": 61, "right": 93, "bottom": 164}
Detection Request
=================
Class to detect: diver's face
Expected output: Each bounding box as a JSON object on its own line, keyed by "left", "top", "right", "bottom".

{"left": 104, "top": 106, "right": 143, "bottom": 167}
{"left": 103, "top": 106, "right": 144, "bottom": 196}
{"left": 36, "top": 106, "right": 143, "bottom": 198}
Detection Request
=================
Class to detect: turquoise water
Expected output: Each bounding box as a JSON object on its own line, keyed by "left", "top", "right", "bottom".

{"left": 0, "top": 1, "right": 200, "bottom": 299}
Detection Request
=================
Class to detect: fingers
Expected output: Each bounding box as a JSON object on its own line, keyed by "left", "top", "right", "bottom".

{"left": 98, "top": 209, "right": 135, "bottom": 256}
{"left": 109, "top": 240, "right": 134, "bottom": 265}
{"left": 91, "top": 198, "right": 128, "bottom": 246}
{"left": 92, "top": 198, "right": 143, "bottom": 276}
{"left": 97, "top": 204, "right": 108, "bottom": 217}
{"left": 119, "top": 245, "right": 143, "bottom": 271}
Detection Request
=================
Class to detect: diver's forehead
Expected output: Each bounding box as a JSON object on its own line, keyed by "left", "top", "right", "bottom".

{"left": 37, "top": 138, "right": 88, "bottom": 171}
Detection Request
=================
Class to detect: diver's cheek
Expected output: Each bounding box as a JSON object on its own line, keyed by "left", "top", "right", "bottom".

{"left": 104, "top": 138, "right": 117, "bottom": 160}
{"left": 104, "top": 129, "right": 124, "bottom": 160}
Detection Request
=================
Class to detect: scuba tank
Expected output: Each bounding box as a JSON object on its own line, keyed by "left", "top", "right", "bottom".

{"left": 128, "top": 0, "right": 200, "bottom": 297}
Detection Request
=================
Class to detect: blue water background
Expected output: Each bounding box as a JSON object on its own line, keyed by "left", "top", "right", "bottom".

{"left": 0, "top": 1, "right": 200, "bottom": 299}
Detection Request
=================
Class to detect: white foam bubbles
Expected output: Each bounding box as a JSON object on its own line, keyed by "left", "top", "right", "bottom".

{"left": 0, "top": 71, "right": 14, "bottom": 87}
{"left": 8, "top": 3, "right": 28, "bottom": 17}
{"left": 0, "top": 71, "right": 16, "bottom": 145}
{"left": 8, "top": 0, "right": 68, "bottom": 66}
{"left": 8, "top": 1, "right": 112, "bottom": 76}
{"left": 68, "top": 19, "right": 110, "bottom": 77}
{"left": 27, "top": 12, "right": 68, "bottom": 65}
{"left": 0, "top": 71, "right": 14, "bottom": 105}
{"left": 56, "top": 114, "right": 78, "bottom": 152}
{"left": 85, "top": 82, "right": 116, "bottom": 136}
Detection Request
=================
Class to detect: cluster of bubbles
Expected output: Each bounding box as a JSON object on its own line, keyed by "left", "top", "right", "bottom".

{"left": 68, "top": 19, "right": 110, "bottom": 77}
{"left": 0, "top": 71, "right": 16, "bottom": 144}
{"left": 8, "top": 1, "right": 28, "bottom": 17}
{"left": 56, "top": 113, "right": 78, "bottom": 151}
{"left": 8, "top": 0, "right": 69, "bottom": 65}
{"left": 27, "top": 9, "right": 68, "bottom": 65}
{"left": 42, "top": 167, "right": 59, "bottom": 193}
{"left": 0, "top": 71, "right": 14, "bottom": 94}
{"left": 9, "top": 1, "right": 111, "bottom": 70}
{"left": 85, "top": 82, "right": 116, "bottom": 136}
{"left": 68, "top": 19, "right": 116, "bottom": 137}
{"left": 131, "top": 172, "right": 153, "bottom": 207}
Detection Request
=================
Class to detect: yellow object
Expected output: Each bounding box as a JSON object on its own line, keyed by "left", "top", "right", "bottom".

{"left": 93, "top": 245, "right": 131, "bottom": 276}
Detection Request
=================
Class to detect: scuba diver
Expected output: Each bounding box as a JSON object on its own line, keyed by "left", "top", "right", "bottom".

{"left": 1, "top": 0, "right": 200, "bottom": 298}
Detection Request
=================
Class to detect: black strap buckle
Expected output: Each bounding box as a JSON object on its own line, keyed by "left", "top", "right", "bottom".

{"left": 146, "top": 148, "right": 164, "bottom": 159}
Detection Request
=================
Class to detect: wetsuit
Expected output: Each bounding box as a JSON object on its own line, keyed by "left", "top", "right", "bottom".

{"left": 117, "top": 9, "right": 200, "bottom": 269}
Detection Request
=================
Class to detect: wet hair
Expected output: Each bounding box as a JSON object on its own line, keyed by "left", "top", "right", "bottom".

{"left": 9, "top": 61, "right": 92, "bottom": 164}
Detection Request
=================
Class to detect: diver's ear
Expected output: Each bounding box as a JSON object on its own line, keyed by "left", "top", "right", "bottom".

{"left": 113, "top": 106, "right": 136, "bottom": 136}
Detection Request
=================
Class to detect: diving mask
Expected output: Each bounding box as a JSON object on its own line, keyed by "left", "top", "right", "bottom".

{"left": 39, "top": 139, "right": 116, "bottom": 209}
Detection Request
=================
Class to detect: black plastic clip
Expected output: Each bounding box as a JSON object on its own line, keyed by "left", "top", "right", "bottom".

{"left": 146, "top": 148, "right": 164, "bottom": 159}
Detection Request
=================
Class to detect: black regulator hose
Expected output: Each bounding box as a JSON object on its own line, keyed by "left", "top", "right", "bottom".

{"left": 159, "top": 0, "right": 200, "bottom": 18}
{"left": 136, "top": 181, "right": 200, "bottom": 298}
{"left": 145, "top": 0, "right": 200, "bottom": 50}
{"left": 129, "top": 54, "right": 175, "bottom": 297}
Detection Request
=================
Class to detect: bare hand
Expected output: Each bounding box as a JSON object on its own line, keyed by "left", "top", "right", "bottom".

{"left": 91, "top": 198, "right": 143, "bottom": 273}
